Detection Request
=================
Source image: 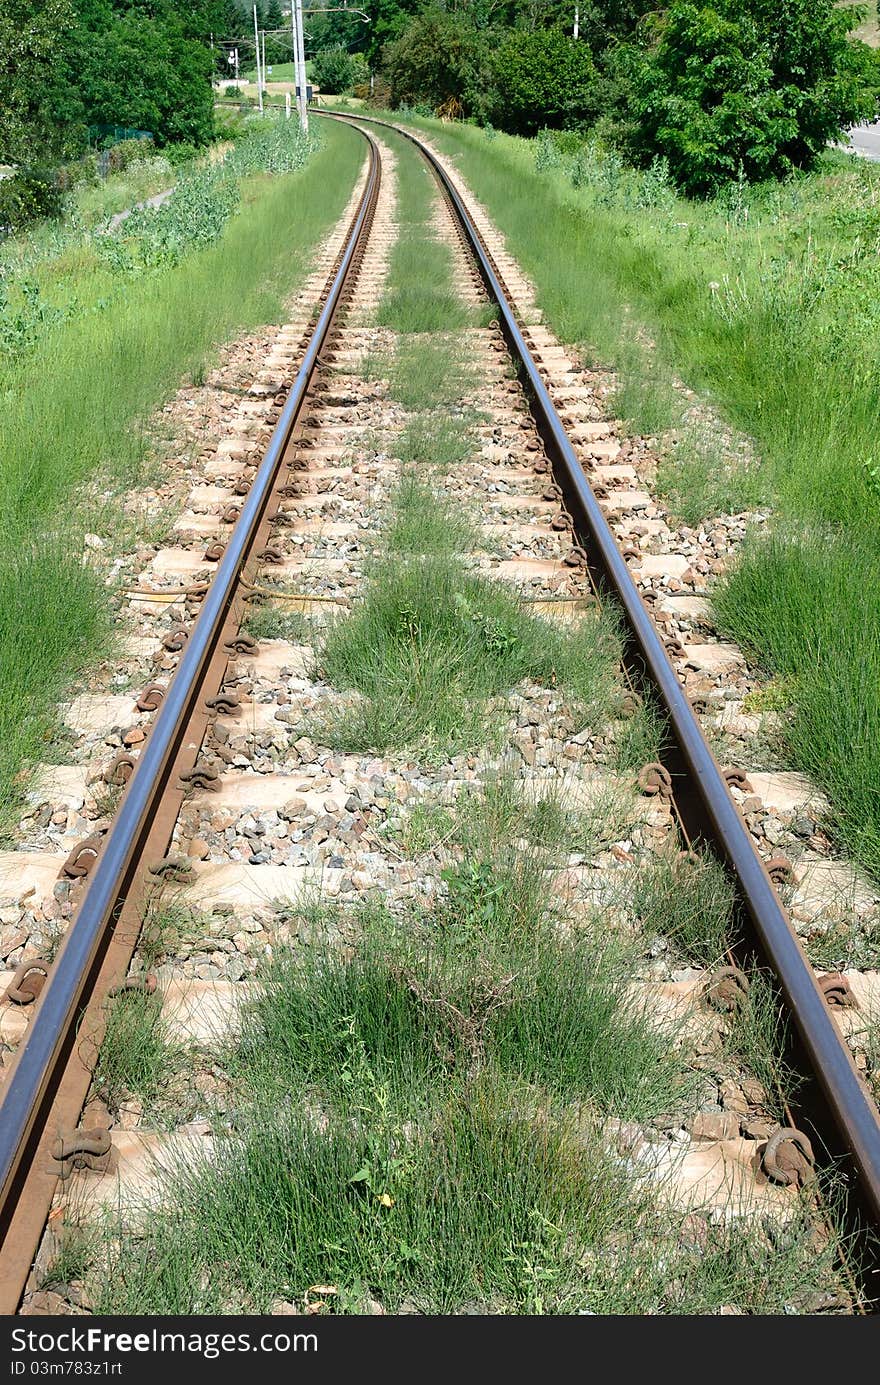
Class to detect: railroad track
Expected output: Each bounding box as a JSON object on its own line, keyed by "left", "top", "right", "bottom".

{"left": 0, "top": 113, "right": 879, "bottom": 1315}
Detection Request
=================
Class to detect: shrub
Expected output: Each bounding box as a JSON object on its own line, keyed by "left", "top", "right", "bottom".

{"left": 620, "top": 0, "right": 880, "bottom": 195}
{"left": 0, "top": 166, "right": 63, "bottom": 232}
{"left": 105, "top": 138, "right": 155, "bottom": 174}
{"left": 311, "top": 46, "right": 367, "bottom": 95}
{"left": 384, "top": 10, "right": 487, "bottom": 115}
{"left": 485, "top": 29, "right": 599, "bottom": 136}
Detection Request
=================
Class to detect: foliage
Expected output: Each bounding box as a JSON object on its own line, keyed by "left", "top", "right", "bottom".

{"left": 0, "top": 277, "right": 68, "bottom": 357}
{"left": 67, "top": 5, "right": 215, "bottom": 148}
{"left": 97, "top": 121, "right": 316, "bottom": 272}
{"left": 225, "top": 119, "right": 318, "bottom": 175}
{"left": 620, "top": 0, "right": 880, "bottom": 194}
{"left": 384, "top": 9, "right": 488, "bottom": 115}
{"left": 486, "top": 27, "right": 600, "bottom": 135}
{"left": 98, "top": 166, "right": 239, "bottom": 271}
{"left": 0, "top": 0, "right": 76, "bottom": 164}
{"left": 311, "top": 46, "right": 368, "bottom": 95}
{"left": 0, "top": 169, "right": 64, "bottom": 234}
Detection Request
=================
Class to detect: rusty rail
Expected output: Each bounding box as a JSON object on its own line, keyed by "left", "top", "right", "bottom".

{"left": 325, "top": 111, "right": 880, "bottom": 1263}
{"left": 0, "top": 125, "right": 381, "bottom": 1315}
{"left": 3, "top": 105, "right": 880, "bottom": 1313}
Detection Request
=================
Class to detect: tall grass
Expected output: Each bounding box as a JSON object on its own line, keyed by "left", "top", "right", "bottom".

{"left": 385, "top": 114, "right": 880, "bottom": 883}
{"left": 0, "top": 118, "right": 364, "bottom": 830}
{"left": 714, "top": 529, "right": 880, "bottom": 878}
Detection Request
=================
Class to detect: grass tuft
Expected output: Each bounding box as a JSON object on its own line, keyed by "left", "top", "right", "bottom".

{"left": 92, "top": 988, "right": 180, "bottom": 1117}
{"left": 386, "top": 472, "right": 475, "bottom": 554}
{"left": 318, "top": 553, "right": 620, "bottom": 754}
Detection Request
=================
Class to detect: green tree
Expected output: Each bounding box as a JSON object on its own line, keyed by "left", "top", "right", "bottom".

{"left": 622, "top": 0, "right": 880, "bottom": 195}
{"left": 0, "top": 0, "right": 75, "bottom": 163}
{"left": 486, "top": 27, "right": 598, "bottom": 133}
{"left": 67, "top": 5, "right": 215, "bottom": 145}
{"left": 384, "top": 9, "right": 487, "bottom": 112}
{"left": 311, "top": 46, "right": 367, "bottom": 93}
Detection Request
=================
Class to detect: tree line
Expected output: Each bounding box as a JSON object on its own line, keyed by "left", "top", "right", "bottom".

{"left": 0, "top": 0, "right": 282, "bottom": 164}
{"left": 359, "top": 0, "right": 880, "bottom": 193}
{"left": 2, "top": 0, "right": 878, "bottom": 198}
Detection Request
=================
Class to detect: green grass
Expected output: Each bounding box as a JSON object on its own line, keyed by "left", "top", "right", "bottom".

{"left": 0, "top": 117, "right": 364, "bottom": 832}
{"left": 387, "top": 473, "right": 476, "bottom": 554}
{"left": 243, "top": 602, "right": 314, "bottom": 643}
{"left": 380, "top": 337, "right": 470, "bottom": 412}
{"left": 242, "top": 62, "right": 300, "bottom": 83}
{"left": 92, "top": 988, "right": 181, "bottom": 1117}
{"left": 714, "top": 529, "right": 880, "bottom": 879}
{"left": 626, "top": 851, "right": 737, "bottom": 968}
{"left": 82, "top": 771, "right": 849, "bottom": 1313}
{"left": 376, "top": 132, "right": 471, "bottom": 334}
{"left": 396, "top": 410, "right": 477, "bottom": 469}
{"left": 379, "top": 113, "right": 880, "bottom": 886}
{"left": 89, "top": 1094, "right": 844, "bottom": 1314}
{"left": 656, "top": 427, "right": 763, "bottom": 525}
{"left": 83, "top": 881, "right": 845, "bottom": 1315}
{"left": 318, "top": 552, "right": 621, "bottom": 754}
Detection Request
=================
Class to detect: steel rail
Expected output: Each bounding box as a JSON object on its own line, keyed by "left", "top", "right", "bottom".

{"left": 325, "top": 112, "right": 880, "bottom": 1235}
{"left": 0, "top": 124, "right": 381, "bottom": 1299}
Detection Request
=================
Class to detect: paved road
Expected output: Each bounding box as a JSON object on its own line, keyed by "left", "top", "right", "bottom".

{"left": 843, "top": 123, "right": 880, "bottom": 161}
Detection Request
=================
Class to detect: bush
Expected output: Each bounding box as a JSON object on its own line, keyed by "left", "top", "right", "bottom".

{"left": 105, "top": 138, "right": 155, "bottom": 174}
{"left": 311, "top": 46, "right": 366, "bottom": 95}
{"left": 384, "top": 10, "right": 487, "bottom": 115}
{"left": 97, "top": 121, "right": 316, "bottom": 272}
{"left": 621, "top": 0, "right": 880, "bottom": 196}
{"left": 486, "top": 29, "right": 599, "bottom": 136}
{"left": 55, "top": 153, "right": 99, "bottom": 193}
{"left": 0, "top": 166, "right": 63, "bottom": 232}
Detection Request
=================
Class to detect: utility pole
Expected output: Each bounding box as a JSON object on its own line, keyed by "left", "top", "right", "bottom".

{"left": 573, "top": 6, "right": 579, "bottom": 39}
{"left": 253, "top": 5, "right": 264, "bottom": 112}
{"left": 291, "top": 0, "right": 308, "bottom": 133}
{"left": 262, "top": 30, "right": 267, "bottom": 92}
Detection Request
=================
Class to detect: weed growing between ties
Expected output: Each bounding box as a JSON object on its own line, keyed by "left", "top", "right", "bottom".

{"left": 88, "top": 1116, "right": 845, "bottom": 1315}
{"left": 91, "top": 988, "right": 182, "bottom": 1119}
{"left": 318, "top": 552, "right": 621, "bottom": 755}
{"left": 722, "top": 970, "right": 800, "bottom": 1125}
{"left": 85, "top": 879, "right": 844, "bottom": 1315}
{"left": 376, "top": 134, "right": 471, "bottom": 336}
{"left": 656, "top": 428, "right": 763, "bottom": 527}
{"left": 136, "top": 899, "right": 223, "bottom": 972}
{"left": 243, "top": 601, "right": 316, "bottom": 645}
{"left": 714, "top": 527, "right": 880, "bottom": 882}
{"left": 379, "top": 114, "right": 880, "bottom": 888}
{"left": 396, "top": 410, "right": 478, "bottom": 469}
{"left": 380, "top": 337, "right": 471, "bottom": 412}
{"left": 387, "top": 473, "right": 476, "bottom": 554}
{"left": 625, "top": 851, "right": 737, "bottom": 968}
